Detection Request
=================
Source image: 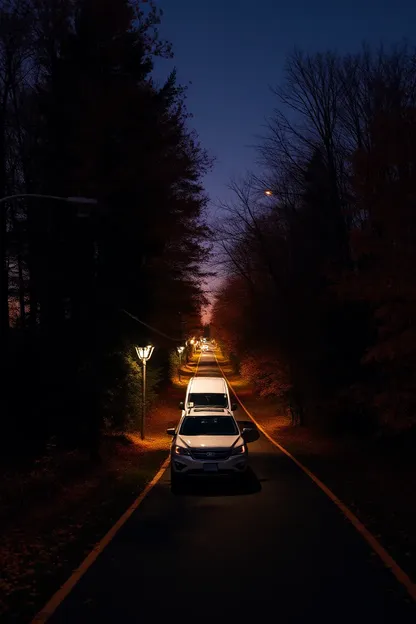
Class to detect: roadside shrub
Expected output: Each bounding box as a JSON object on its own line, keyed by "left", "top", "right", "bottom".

{"left": 102, "top": 350, "right": 162, "bottom": 432}
{"left": 240, "top": 351, "right": 292, "bottom": 399}
{"left": 169, "top": 350, "right": 180, "bottom": 383}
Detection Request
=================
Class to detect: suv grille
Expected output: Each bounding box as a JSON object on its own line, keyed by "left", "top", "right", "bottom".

{"left": 192, "top": 449, "right": 230, "bottom": 460}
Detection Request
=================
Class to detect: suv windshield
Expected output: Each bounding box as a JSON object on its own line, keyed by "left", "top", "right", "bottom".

{"left": 188, "top": 393, "right": 228, "bottom": 408}
{"left": 180, "top": 416, "right": 237, "bottom": 436}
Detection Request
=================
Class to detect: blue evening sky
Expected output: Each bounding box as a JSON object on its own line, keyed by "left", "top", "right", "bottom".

{"left": 154, "top": 0, "right": 416, "bottom": 214}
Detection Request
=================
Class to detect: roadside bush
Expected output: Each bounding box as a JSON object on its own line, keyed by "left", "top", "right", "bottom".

{"left": 169, "top": 350, "right": 180, "bottom": 383}
{"left": 102, "top": 350, "right": 162, "bottom": 432}
{"left": 240, "top": 351, "right": 292, "bottom": 399}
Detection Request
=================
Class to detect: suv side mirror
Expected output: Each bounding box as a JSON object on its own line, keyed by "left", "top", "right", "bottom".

{"left": 231, "top": 403, "right": 238, "bottom": 411}
{"left": 242, "top": 427, "right": 254, "bottom": 440}
{"left": 179, "top": 401, "right": 184, "bottom": 410}
{"left": 166, "top": 428, "right": 176, "bottom": 436}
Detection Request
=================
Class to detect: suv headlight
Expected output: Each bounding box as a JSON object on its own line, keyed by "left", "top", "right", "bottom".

{"left": 231, "top": 444, "right": 246, "bottom": 455}
{"left": 174, "top": 445, "right": 190, "bottom": 456}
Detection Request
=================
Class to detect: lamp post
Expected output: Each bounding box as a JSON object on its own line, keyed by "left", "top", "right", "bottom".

{"left": 135, "top": 345, "right": 155, "bottom": 440}
{"left": 177, "top": 345, "right": 185, "bottom": 382}
{"left": 189, "top": 338, "right": 195, "bottom": 359}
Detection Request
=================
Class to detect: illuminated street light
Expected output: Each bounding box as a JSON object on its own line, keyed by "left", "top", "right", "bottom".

{"left": 177, "top": 345, "right": 185, "bottom": 382}
{"left": 264, "top": 188, "right": 303, "bottom": 200}
{"left": 135, "top": 344, "right": 155, "bottom": 440}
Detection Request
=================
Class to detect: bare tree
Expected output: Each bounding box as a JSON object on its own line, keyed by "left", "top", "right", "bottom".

{"left": 213, "top": 176, "right": 290, "bottom": 299}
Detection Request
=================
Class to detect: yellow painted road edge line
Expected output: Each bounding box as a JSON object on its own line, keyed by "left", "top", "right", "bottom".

{"left": 32, "top": 350, "right": 202, "bottom": 623}
{"left": 30, "top": 457, "right": 170, "bottom": 623}
{"left": 215, "top": 352, "right": 416, "bottom": 603}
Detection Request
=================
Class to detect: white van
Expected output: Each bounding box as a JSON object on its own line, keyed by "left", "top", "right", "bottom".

{"left": 179, "top": 376, "right": 237, "bottom": 415}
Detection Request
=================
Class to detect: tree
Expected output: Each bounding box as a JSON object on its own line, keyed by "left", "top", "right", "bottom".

{"left": 213, "top": 43, "right": 416, "bottom": 434}
{"left": 1, "top": 0, "right": 210, "bottom": 462}
{"left": 343, "top": 105, "right": 416, "bottom": 430}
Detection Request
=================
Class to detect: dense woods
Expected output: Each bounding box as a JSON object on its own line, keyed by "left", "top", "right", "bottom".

{"left": 211, "top": 45, "right": 416, "bottom": 435}
{"left": 0, "top": 0, "right": 209, "bottom": 462}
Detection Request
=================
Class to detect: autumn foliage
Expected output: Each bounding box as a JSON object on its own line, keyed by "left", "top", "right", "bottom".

{"left": 212, "top": 45, "right": 416, "bottom": 434}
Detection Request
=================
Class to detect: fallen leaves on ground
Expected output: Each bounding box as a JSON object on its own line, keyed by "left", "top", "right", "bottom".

{"left": 0, "top": 381, "right": 183, "bottom": 622}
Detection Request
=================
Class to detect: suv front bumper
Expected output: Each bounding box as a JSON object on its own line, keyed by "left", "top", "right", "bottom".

{"left": 171, "top": 453, "right": 247, "bottom": 476}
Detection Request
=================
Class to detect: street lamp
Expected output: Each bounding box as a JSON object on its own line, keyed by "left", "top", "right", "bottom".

{"left": 0, "top": 193, "right": 98, "bottom": 216}
{"left": 264, "top": 188, "right": 303, "bottom": 200}
{"left": 189, "top": 338, "right": 195, "bottom": 358}
{"left": 135, "top": 344, "right": 155, "bottom": 440}
{"left": 177, "top": 345, "right": 185, "bottom": 382}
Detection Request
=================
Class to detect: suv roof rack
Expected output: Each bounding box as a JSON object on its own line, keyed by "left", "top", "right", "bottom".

{"left": 185, "top": 407, "right": 233, "bottom": 416}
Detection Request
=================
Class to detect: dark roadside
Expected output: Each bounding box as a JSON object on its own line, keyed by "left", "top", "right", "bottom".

{"left": 0, "top": 361, "right": 194, "bottom": 623}
{"left": 217, "top": 353, "right": 416, "bottom": 586}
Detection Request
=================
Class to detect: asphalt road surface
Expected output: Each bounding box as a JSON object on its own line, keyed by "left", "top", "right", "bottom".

{"left": 47, "top": 353, "right": 416, "bottom": 623}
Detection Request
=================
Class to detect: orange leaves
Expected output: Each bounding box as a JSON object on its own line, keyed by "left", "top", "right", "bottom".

{"left": 240, "top": 351, "right": 292, "bottom": 399}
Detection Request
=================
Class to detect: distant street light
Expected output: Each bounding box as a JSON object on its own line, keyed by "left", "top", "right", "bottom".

{"left": 135, "top": 345, "right": 155, "bottom": 440}
{"left": 177, "top": 345, "right": 185, "bottom": 382}
{"left": 264, "top": 188, "right": 303, "bottom": 200}
{"left": 188, "top": 338, "right": 195, "bottom": 359}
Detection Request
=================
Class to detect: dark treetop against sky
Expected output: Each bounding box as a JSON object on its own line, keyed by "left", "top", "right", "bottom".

{"left": 155, "top": 0, "right": 416, "bottom": 211}
{"left": 153, "top": 0, "right": 416, "bottom": 314}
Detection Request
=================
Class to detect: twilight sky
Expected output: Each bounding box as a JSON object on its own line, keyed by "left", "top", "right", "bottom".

{"left": 153, "top": 0, "right": 416, "bottom": 316}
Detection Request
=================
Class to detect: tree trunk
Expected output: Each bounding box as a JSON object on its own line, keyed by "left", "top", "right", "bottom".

{"left": 0, "top": 109, "right": 9, "bottom": 344}
{"left": 17, "top": 247, "right": 25, "bottom": 328}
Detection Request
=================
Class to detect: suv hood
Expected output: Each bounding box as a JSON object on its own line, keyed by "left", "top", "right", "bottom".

{"left": 177, "top": 434, "right": 243, "bottom": 449}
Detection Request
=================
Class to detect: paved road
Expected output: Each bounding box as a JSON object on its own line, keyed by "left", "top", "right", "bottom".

{"left": 48, "top": 353, "right": 415, "bottom": 623}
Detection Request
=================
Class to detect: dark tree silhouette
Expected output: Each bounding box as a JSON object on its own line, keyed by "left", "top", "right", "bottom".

{"left": 0, "top": 0, "right": 211, "bottom": 463}
{"left": 212, "top": 43, "right": 416, "bottom": 435}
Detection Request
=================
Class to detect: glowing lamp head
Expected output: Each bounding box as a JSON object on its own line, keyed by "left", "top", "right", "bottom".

{"left": 264, "top": 189, "right": 273, "bottom": 197}
{"left": 177, "top": 346, "right": 185, "bottom": 354}
{"left": 135, "top": 345, "right": 154, "bottom": 362}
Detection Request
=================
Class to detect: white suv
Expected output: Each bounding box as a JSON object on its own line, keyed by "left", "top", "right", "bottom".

{"left": 167, "top": 408, "right": 253, "bottom": 492}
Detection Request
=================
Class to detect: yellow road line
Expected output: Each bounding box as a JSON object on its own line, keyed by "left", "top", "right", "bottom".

{"left": 32, "top": 351, "right": 202, "bottom": 622}
{"left": 214, "top": 352, "right": 416, "bottom": 604}
{"left": 31, "top": 462, "right": 170, "bottom": 622}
